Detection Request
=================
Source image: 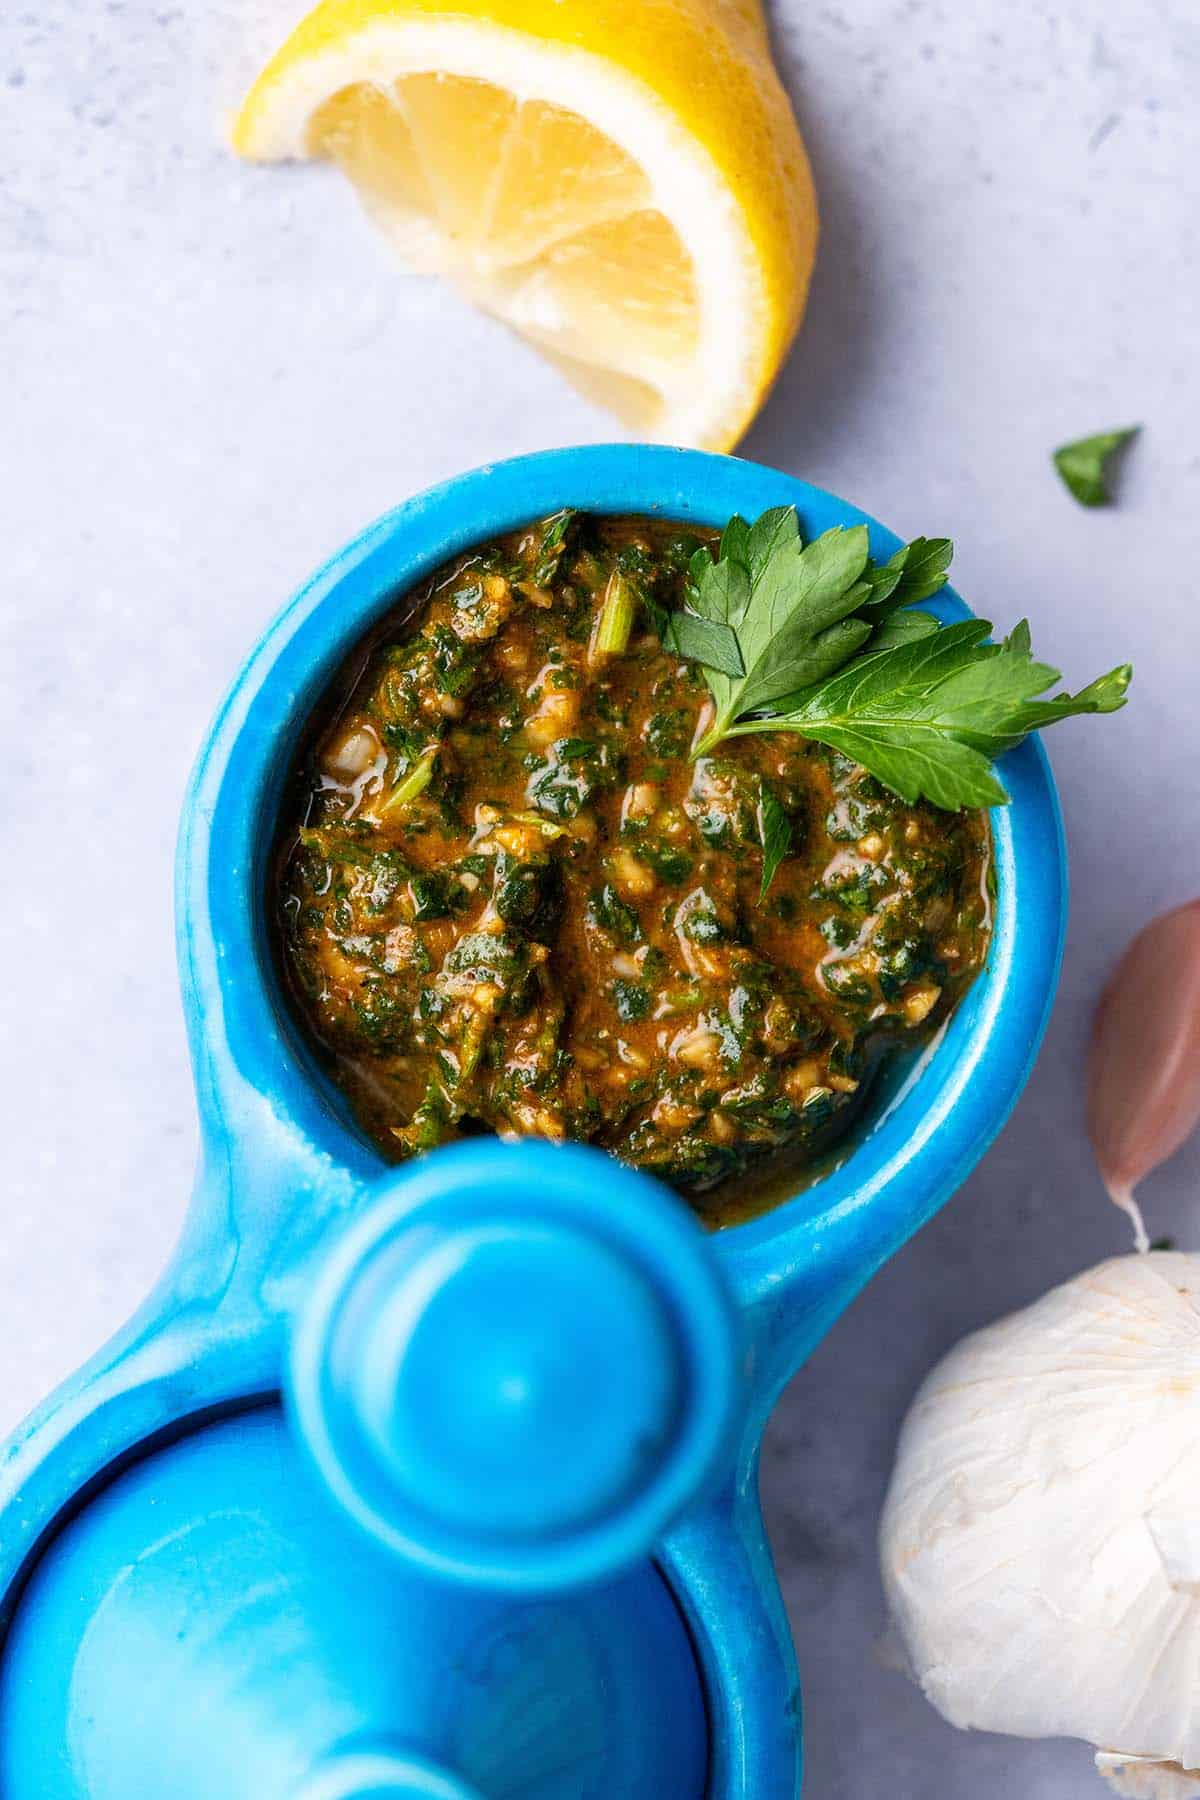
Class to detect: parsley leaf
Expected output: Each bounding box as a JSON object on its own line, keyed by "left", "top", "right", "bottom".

{"left": 681, "top": 509, "right": 952, "bottom": 756}
{"left": 690, "top": 519, "right": 876, "bottom": 753}
{"left": 530, "top": 509, "right": 577, "bottom": 586}
{"left": 758, "top": 788, "right": 792, "bottom": 900}
{"left": 662, "top": 609, "right": 745, "bottom": 677}
{"left": 865, "top": 608, "right": 941, "bottom": 653}
{"left": 1053, "top": 427, "right": 1139, "bottom": 507}
{"left": 659, "top": 504, "right": 1130, "bottom": 811}
{"left": 856, "top": 537, "right": 954, "bottom": 620}
{"left": 730, "top": 619, "right": 1131, "bottom": 810}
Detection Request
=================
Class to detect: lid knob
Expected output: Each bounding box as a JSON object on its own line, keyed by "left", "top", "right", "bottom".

{"left": 289, "top": 1140, "right": 740, "bottom": 1590}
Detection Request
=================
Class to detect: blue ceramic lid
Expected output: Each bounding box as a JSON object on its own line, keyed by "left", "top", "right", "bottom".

{"left": 0, "top": 1139, "right": 730, "bottom": 1799}
{"left": 289, "top": 1139, "right": 742, "bottom": 1590}
{"left": 0, "top": 1405, "right": 708, "bottom": 1800}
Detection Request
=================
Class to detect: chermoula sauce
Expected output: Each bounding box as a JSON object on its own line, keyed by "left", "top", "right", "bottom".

{"left": 275, "top": 512, "right": 991, "bottom": 1221}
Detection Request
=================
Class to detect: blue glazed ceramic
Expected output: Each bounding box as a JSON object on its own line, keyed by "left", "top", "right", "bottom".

{"left": 0, "top": 446, "right": 1067, "bottom": 1799}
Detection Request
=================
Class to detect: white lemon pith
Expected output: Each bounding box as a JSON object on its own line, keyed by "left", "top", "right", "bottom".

{"left": 234, "top": 0, "right": 817, "bottom": 449}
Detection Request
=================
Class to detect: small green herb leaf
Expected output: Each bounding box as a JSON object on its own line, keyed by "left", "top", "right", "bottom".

{"left": 1053, "top": 427, "right": 1140, "bottom": 507}
{"left": 687, "top": 546, "right": 750, "bottom": 626}
{"left": 735, "top": 527, "right": 872, "bottom": 709}
{"left": 758, "top": 788, "right": 792, "bottom": 900}
{"left": 691, "top": 523, "right": 873, "bottom": 752}
{"left": 867, "top": 608, "right": 941, "bottom": 653}
{"left": 731, "top": 620, "right": 1131, "bottom": 809}
{"left": 718, "top": 513, "right": 752, "bottom": 565}
{"left": 745, "top": 504, "right": 800, "bottom": 571}
{"left": 857, "top": 537, "right": 954, "bottom": 620}
{"left": 531, "top": 509, "right": 577, "bottom": 586}
{"left": 663, "top": 610, "right": 745, "bottom": 677}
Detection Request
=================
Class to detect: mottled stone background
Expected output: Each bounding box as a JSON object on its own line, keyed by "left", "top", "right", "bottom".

{"left": 2, "top": 0, "right": 1198, "bottom": 1792}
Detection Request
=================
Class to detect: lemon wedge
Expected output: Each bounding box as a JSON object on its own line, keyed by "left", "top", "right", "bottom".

{"left": 234, "top": 0, "right": 817, "bottom": 450}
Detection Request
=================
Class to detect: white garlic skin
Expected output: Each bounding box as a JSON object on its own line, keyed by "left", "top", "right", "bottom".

{"left": 880, "top": 1253, "right": 1200, "bottom": 1770}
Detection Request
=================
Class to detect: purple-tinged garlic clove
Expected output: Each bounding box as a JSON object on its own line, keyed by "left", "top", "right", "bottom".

{"left": 1087, "top": 899, "right": 1200, "bottom": 1251}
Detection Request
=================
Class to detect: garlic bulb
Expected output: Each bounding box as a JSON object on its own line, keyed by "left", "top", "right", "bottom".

{"left": 880, "top": 1253, "right": 1200, "bottom": 1791}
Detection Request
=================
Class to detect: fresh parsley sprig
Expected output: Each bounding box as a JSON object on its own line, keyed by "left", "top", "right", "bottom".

{"left": 661, "top": 505, "right": 1130, "bottom": 813}
{"left": 730, "top": 619, "right": 1129, "bottom": 810}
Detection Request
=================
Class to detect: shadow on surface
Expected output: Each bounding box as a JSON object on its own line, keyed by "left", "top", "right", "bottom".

{"left": 740, "top": 17, "right": 893, "bottom": 478}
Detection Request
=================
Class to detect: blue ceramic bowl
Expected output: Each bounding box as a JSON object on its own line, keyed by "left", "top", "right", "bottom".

{"left": 182, "top": 442, "right": 1064, "bottom": 1388}
{"left": 0, "top": 446, "right": 1067, "bottom": 1800}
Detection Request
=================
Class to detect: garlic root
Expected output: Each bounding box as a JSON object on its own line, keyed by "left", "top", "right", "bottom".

{"left": 1097, "top": 1753, "right": 1200, "bottom": 1799}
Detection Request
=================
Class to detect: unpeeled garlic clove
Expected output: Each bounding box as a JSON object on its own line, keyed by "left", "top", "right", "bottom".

{"left": 1087, "top": 898, "right": 1200, "bottom": 1251}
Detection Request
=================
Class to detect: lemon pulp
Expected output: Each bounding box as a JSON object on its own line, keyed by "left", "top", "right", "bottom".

{"left": 235, "top": 0, "right": 817, "bottom": 447}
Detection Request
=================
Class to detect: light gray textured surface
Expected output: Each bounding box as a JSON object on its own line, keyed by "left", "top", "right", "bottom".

{"left": 2, "top": 1, "right": 1198, "bottom": 1793}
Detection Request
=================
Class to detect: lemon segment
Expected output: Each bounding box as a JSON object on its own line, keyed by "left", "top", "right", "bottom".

{"left": 235, "top": 0, "right": 818, "bottom": 449}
